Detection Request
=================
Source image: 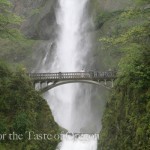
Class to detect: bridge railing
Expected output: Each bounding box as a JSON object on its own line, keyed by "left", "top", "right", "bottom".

{"left": 28, "top": 71, "right": 116, "bottom": 82}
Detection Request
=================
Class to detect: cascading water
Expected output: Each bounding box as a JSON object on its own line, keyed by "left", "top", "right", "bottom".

{"left": 36, "top": 0, "right": 101, "bottom": 149}
{"left": 48, "top": 0, "right": 93, "bottom": 132}
{"left": 59, "top": 135, "right": 98, "bottom": 150}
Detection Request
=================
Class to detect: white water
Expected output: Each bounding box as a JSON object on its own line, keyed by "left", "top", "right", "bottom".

{"left": 59, "top": 135, "right": 97, "bottom": 150}
{"left": 61, "top": 140, "right": 97, "bottom": 150}
{"left": 39, "top": 0, "right": 98, "bottom": 149}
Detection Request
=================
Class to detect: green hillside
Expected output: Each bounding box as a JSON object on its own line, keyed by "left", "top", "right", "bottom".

{"left": 96, "top": 0, "right": 150, "bottom": 149}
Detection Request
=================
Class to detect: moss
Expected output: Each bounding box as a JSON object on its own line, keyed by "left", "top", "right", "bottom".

{"left": 0, "top": 62, "right": 60, "bottom": 149}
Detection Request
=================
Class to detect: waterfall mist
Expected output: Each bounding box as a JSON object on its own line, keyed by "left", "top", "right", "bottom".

{"left": 34, "top": 0, "right": 106, "bottom": 149}
{"left": 44, "top": 0, "right": 100, "bottom": 133}
{"left": 58, "top": 135, "right": 98, "bottom": 150}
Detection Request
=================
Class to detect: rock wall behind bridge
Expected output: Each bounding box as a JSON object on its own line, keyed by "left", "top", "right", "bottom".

{"left": 4, "top": 0, "right": 134, "bottom": 71}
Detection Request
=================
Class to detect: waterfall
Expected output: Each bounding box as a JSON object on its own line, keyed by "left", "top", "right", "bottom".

{"left": 37, "top": 0, "right": 100, "bottom": 149}
{"left": 59, "top": 135, "right": 98, "bottom": 150}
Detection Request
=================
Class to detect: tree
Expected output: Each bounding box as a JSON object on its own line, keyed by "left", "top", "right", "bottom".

{"left": 0, "top": 62, "right": 60, "bottom": 149}
{"left": 0, "top": 0, "right": 22, "bottom": 39}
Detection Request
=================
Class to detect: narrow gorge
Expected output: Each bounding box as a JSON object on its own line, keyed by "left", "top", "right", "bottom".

{"left": 0, "top": 0, "right": 149, "bottom": 150}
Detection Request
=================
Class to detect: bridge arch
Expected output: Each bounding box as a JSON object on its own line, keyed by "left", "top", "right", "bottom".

{"left": 29, "top": 71, "right": 116, "bottom": 93}
{"left": 39, "top": 79, "right": 113, "bottom": 93}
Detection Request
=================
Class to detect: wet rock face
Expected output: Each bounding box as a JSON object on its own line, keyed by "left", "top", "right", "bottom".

{"left": 22, "top": 6, "right": 56, "bottom": 40}
{"left": 91, "top": 0, "right": 133, "bottom": 12}
{"left": 9, "top": 0, "right": 57, "bottom": 40}
{"left": 8, "top": 0, "right": 134, "bottom": 40}
{"left": 9, "top": 0, "right": 132, "bottom": 40}
{"left": 9, "top": 0, "right": 47, "bottom": 16}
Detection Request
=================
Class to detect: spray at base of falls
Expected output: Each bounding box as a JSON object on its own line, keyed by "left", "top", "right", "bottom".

{"left": 58, "top": 135, "right": 98, "bottom": 150}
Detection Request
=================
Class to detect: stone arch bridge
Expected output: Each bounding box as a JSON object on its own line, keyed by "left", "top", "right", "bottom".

{"left": 28, "top": 71, "right": 117, "bottom": 93}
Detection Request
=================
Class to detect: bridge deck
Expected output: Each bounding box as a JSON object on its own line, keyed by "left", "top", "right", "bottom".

{"left": 28, "top": 71, "right": 116, "bottom": 83}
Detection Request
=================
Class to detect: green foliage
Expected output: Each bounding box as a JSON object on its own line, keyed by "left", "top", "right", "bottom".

{"left": 0, "top": 0, "right": 37, "bottom": 69}
{"left": 134, "top": 0, "right": 150, "bottom": 5}
{"left": 13, "top": 113, "right": 31, "bottom": 134}
{"left": 98, "top": 1, "right": 150, "bottom": 150}
{"left": 0, "top": 0, "right": 23, "bottom": 40}
{"left": 0, "top": 62, "right": 60, "bottom": 149}
{"left": 31, "top": 8, "right": 41, "bottom": 16}
{"left": 0, "top": 37, "right": 36, "bottom": 70}
{"left": 100, "top": 24, "right": 149, "bottom": 45}
{"left": 0, "top": 0, "right": 12, "bottom": 9}
{"left": 95, "top": 11, "right": 123, "bottom": 30}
